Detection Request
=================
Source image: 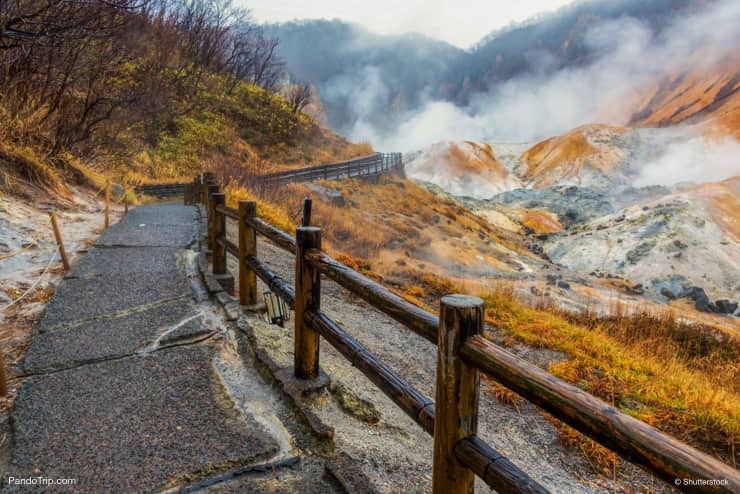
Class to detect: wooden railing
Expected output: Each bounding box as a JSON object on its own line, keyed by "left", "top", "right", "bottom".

{"left": 184, "top": 174, "right": 740, "bottom": 494}
{"left": 134, "top": 183, "right": 187, "bottom": 198}
{"left": 258, "top": 152, "right": 403, "bottom": 187}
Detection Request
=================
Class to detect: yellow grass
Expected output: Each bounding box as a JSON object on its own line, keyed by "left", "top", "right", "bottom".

{"left": 479, "top": 285, "right": 739, "bottom": 466}
{"left": 238, "top": 173, "right": 737, "bottom": 470}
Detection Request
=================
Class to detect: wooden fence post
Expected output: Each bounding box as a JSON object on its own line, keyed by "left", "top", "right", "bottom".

{"left": 239, "top": 201, "right": 257, "bottom": 305}
{"left": 301, "top": 197, "right": 312, "bottom": 226}
{"left": 206, "top": 184, "right": 219, "bottom": 253}
{"left": 212, "top": 193, "right": 226, "bottom": 275}
{"left": 48, "top": 212, "right": 71, "bottom": 271}
{"left": 0, "top": 349, "right": 7, "bottom": 397}
{"left": 104, "top": 180, "right": 111, "bottom": 228}
{"left": 294, "top": 226, "right": 321, "bottom": 379}
{"left": 432, "top": 294, "right": 484, "bottom": 494}
{"left": 124, "top": 186, "right": 129, "bottom": 215}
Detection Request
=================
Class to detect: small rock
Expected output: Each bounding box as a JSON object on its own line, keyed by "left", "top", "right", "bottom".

{"left": 530, "top": 286, "right": 541, "bottom": 296}
{"left": 557, "top": 281, "right": 570, "bottom": 290}
{"left": 305, "top": 183, "right": 345, "bottom": 207}
{"left": 546, "top": 274, "right": 560, "bottom": 286}
{"left": 715, "top": 300, "right": 738, "bottom": 314}
{"left": 661, "top": 287, "right": 677, "bottom": 300}
{"left": 626, "top": 283, "right": 644, "bottom": 295}
{"left": 679, "top": 286, "right": 716, "bottom": 313}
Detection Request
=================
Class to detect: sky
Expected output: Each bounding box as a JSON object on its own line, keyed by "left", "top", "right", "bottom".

{"left": 241, "top": 0, "right": 576, "bottom": 48}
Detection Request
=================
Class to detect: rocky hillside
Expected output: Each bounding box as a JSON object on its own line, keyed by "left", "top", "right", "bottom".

{"left": 628, "top": 53, "right": 740, "bottom": 137}
{"left": 407, "top": 123, "right": 740, "bottom": 318}
{"left": 404, "top": 141, "right": 521, "bottom": 198}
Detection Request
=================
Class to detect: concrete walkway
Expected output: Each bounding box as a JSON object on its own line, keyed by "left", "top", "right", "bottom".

{"left": 1, "top": 204, "right": 343, "bottom": 493}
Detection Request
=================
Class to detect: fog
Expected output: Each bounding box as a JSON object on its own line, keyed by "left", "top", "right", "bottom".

{"left": 634, "top": 136, "right": 740, "bottom": 187}
{"left": 335, "top": 0, "right": 740, "bottom": 186}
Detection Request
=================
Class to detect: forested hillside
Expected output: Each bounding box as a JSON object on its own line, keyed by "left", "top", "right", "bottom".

{"left": 265, "top": 20, "right": 463, "bottom": 133}
{"left": 446, "top": 0, "right": 710, "bottom": 103}
{"left": 0, "top": 0, "right": 368, "bottom": 197}
{"left": 271, "top": 0, "right": 725, "bottom": 137}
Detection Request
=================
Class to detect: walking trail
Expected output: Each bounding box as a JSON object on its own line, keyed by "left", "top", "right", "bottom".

{"left": 1, "top": 204, "right": 345, "bottom": 493}
{"left": 1, "top": 202, "right": 671, "bottom": 494}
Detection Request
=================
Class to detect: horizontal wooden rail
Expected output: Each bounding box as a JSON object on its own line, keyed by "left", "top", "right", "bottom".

{"left": 258, "top": 152, "right": 403, "bottom": 186}
{"left": 304, "top": 249, "right": 438, "bottom": 344}
{"left": 245, "top": 217, "right": 297, "bottom": 254}
{"left": 215, "top": 204, "right": 238, "bottom": 220}
{"left": 460, "top": 335, "right": 740, "bottom": 492}
{"left": 259, "top": 153, "right": 381, "bottom": 180}
{"left": 245, "top": 255, "right": 296, "bottom": 309}
{"left": 305, "top": 309, "right": 435, "bottom": 434}
{"left": 304, "top": 309, "right": 547, "bottom": 493}
{"left": 455, "top": 436, "right": 548, "bottom": 494}
{"left": 215, "top": 237, "right": 238, "bottom": 258}
{"left": 135, "top": 183, "right": 187, "bottom": 197}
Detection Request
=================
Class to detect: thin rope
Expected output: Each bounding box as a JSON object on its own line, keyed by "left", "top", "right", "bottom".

{"left": 0, "top": 241, "right": 38, "bottom": 261}
{"left": 0, "top": 249, "right": 59, "bottom": 314}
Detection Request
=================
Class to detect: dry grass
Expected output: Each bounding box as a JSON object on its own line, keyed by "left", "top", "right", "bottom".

{"left": 0, "top": 142, "right": 64, "bottom": 193}
{"left": 232, "top": 172, "right": 738, "bottom": 470}
{"left": 399, "top": 272, "right": 739, "bottom": 470}
{"left": 223, "top": 180, "right": 300, "bottom": 234}
{"left": 478, "top": 287, "right": 739, "bottom": 467}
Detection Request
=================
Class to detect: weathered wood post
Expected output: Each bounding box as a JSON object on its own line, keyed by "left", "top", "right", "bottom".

{"left": 48, "top": 212, "right": 70, "bottom": 271}
{"left": 294, "top": 226, "right": 321, "bottom": 379}
{"left": 432, "top": 294, "right": 484, "bottom": 494}
{"left": 0, "top": 349, "right": 7, "bottom": 397}
{"left": 212, "top": 193, "right": 226, "bottom": 275}
{"left": 238, "top": 201, "right": 257, "bottom": 305}
{"left": 124, "top": 186, "right": 129, "bottom": 215}
{"left": 301, "top": 197, "right": 312, "bottom": 226}
{"left": 104, "top": 180, "right": 111, "bottom": 228}
{"left": 206, "top": 184, "right": 219, "bottom": 253}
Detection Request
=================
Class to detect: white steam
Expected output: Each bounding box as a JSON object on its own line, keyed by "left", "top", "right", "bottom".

{"left": 333, "top": 0, "right": 740, "bottom": 186}
{"left": 634, "top": 136, "right": 740, "bottom": 187}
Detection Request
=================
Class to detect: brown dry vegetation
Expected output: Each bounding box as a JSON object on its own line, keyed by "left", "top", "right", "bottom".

{"left": 520, "top": 124, "right": 626, "bottom": 187}
{"left": 241, "top": 176, "right": 739, "bottom": 474}
{"left": 629, "top": 51, "right": 740, "bottom": 139}
{"left": 0, "top": 1, "right": 370, "bottom": 201}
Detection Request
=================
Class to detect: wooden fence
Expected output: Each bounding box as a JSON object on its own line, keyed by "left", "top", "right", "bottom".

{"left": 134, "top": 183, "right": 187, "bottom": 198}
{"left": 184, "top": 173, "right": 740, "bottom": 494}
{"left": 258, "top": 152, "right": 403, "bottom": 187}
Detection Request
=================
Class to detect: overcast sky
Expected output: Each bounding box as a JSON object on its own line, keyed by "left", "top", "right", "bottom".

{"left": 241, "top": 0, "right": 576, "bottom": 48}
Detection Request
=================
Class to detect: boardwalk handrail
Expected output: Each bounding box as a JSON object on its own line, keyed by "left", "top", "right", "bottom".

{"left": 185, "top": 174, "right": 740, "bottom": 494}
{"left": 258, "top": 152, "right": 403, "bottom": 186}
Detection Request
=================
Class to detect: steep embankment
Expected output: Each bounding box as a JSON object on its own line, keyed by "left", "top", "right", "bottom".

{"left": 405, "top": 141, "right": 521, "bottom": 198}
{"left": 629, "top": 53, "right": 740, "bottom": 138}
{"left": 519, "top": 125, "right": 632, "bottom": 188}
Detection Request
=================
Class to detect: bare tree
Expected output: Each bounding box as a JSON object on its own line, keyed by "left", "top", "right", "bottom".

{"left": 250, "top": 31, "right": 282, "bottom": 90}
{"left": 283, "top": 78, "right": 312, "bottom": 114}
